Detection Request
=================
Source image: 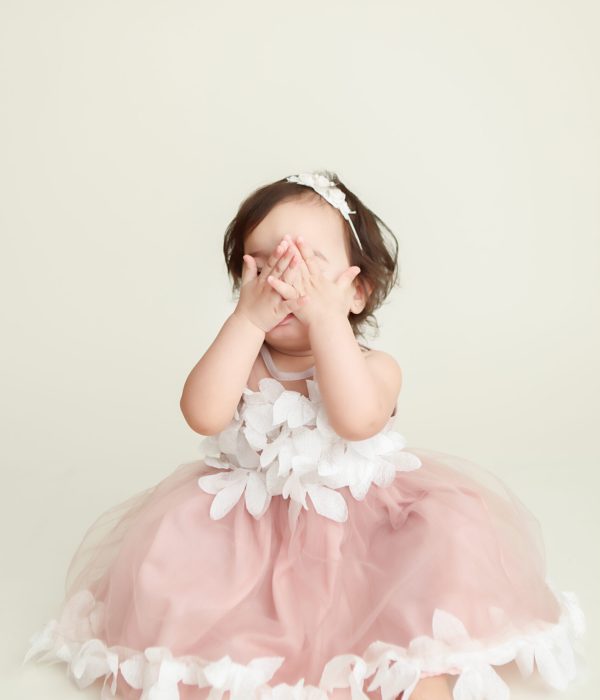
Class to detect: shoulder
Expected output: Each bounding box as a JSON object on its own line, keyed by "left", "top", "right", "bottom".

{"left": 361, "top": 347, "right": 403, "bottom": 387}
{"left": 359, "top": 346, "right": 402, "bottom": 419}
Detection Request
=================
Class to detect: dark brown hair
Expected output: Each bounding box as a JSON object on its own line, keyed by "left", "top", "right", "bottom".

{"left": 223, "top": 170, "right": 401, "bottom": 340}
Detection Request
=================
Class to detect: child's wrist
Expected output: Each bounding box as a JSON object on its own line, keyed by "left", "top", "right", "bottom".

{"left": 230, "top": 309, "right": 266, "bottom": 339}
{"left": 307, "top": 308, "right": 349, "bottom": 330}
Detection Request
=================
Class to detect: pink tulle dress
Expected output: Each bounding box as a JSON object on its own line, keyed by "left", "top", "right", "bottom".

{"left": 23, "top": 343, "right": 586, "bottom": 699}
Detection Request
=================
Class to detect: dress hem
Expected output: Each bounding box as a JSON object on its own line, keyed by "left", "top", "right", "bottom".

{"left": 22, "top": 580, "right": 587, "bottom": 700}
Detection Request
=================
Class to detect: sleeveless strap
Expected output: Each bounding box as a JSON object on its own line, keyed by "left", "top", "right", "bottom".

{"left": 259, "top": 343, "right": 315, "bottom": 380}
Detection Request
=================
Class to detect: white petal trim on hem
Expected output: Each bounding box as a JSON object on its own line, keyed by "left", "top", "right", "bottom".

{"left": 22, "top": 582, "right": 587, "bottom": 700}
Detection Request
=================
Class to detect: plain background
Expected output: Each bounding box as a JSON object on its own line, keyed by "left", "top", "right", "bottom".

{"left": 2, "top": 1, "right": 598, "bottom": 698}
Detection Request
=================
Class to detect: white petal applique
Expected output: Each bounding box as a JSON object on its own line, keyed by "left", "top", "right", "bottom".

{"left": 367, "top": 654, "right": 421, "bottom": 700}
{"left": 257, "top": 377, "right": 287, "bottom": 403}
{"left": 319, "top": 654, "right": 371, "bottom": 699}
{"left": 315, "top": 407, "right": 339, "bottom": 439}
{"left": 306, "top": 484, "right": 348, "bottom": 522}
{"left": 392, "top": 450, "right": 423, "bottom": 472}
{"left": 260, "top": 428, "right": 290, "bottom": 468}
{"left": 203, "top": 654, "right": 285, "bottom": 699}
{"left": 340, "top": 450, "right": 374, "bottom": 500}
{"left": 22, "top": 620, "right": 60, "bottom": 664}
{"left": 23, "top": 584, "right": 587, "bottom": 700}
{"left": 281, "top": 472, "right": 308, "bottom": 509}
{"left": 121, "top": 647, "right": 197, "bottom": 699}
{"left": 209, "top": 472, "right": 249, "bottom": 519}
{"left": 272, "top": 391, "right": 315, "bottom": 429}
{"left": 348, "top": 432, "right": 394, "bottom": 459}
{"left": 235, "top": 432, "right": 261, "bottom": 470}
{"left": 453, "top": 663, "right": 509, "bottom": 700}
{"left": 265, "top": 461, "right": 287, "bottom": 495}
{"left": 243, "top": 423, "right": 268, "bottom": 451}
{"left": 181, "top": 368, "right": 428, "bottom": 525}
{"left": 372, "top": 457, "right": 398, "bottom": 487}
{"left": 291, "top": 454, "right": 319, "bottom": 479}
{"left": 406, "top": 634, "right": 448, "bottom": 664}
{"left": 216, "top": 421, "right": 244, "bottom": 456}
{"left": 244, "top": 402, "right": 275, "bottom": 435}
{"left": 198, "top": 471, "right": 235, "bottom": 495}
{"left": 534, "top": 633, "right": 573, "bottom": 689}
{"left": 305, "top": 377, "right": 322, "bottom": 404}
{"left": 317, "top": 439, "right": 346, "bottom": 477}
{"left": 432, "top": 608, "right": 471, "bottom": 645}
{"left": 198, "top": 435, "right": 220, "bottom": 458}
{"left": 71, "top": 639, "right": 119, "bottom": 690}
{"left": 204, "top": 455, "right": 232, "bottom": 470}
{"left": 268, "top": 679, "right": 328, "bottom": 699}
{"left": 245, "top": 471, "right": 270, "bottom": 518}
{"left": 287, "top": 498, "right": 304, "bottom": 533}
{"left": 291, "top": 425, "right": 322, "bottom": 462}
{"left": 119, "top": 652, "right": 145, "bottom": 689}
{"left": 386, "top": 430, "right": 408, "bottom": 451}
{"left": 277, "top": 442, "right": 295, "bottom": 478}
{"left": 560, "top": 590, "right": 586, "bottom": 638}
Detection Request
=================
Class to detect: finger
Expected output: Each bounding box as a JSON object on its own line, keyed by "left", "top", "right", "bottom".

{"left": 270, "top": 244, "right": 296, "bottom": 280}
{"left": 295, "top": 237, "right": 321, "bottom": 276}
{"left": 281, "top": 240, "right": 309, "bottom": 291}
{"left": 282, "top": 294, "right": 310, "bottom": 316}
{"left": 260, "top": 239, "right": 290, "bottom": 281}
{"left": 280, "top": 248, "right": 303, "bottom": 289}
{"left": 241, "top": 255, "right": 257, "bottom": 283}
{"left": 282, "top": 238, "right": 310, "bottom": 279}
{"left": 266, "top": 273, "right": 300, "bottom": 300}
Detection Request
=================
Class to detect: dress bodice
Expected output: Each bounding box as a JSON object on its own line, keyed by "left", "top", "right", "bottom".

{"left": 197, "top": 343, "right": 423, "bottom": 532}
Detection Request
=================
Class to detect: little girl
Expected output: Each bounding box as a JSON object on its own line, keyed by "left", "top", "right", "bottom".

{"left": 23, "top": 171, "right": 586, "bottom": 699}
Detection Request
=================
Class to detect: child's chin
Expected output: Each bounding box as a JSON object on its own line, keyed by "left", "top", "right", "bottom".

{"left": 273, "top": 314, "right": 295, "bottom": 327}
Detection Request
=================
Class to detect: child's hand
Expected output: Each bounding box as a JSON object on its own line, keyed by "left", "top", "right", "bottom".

{"left": 266, "top": 236, "right": 361, "bottom": 328}
{"left": 234, "top": 239, "right": 309, "bottom": 333}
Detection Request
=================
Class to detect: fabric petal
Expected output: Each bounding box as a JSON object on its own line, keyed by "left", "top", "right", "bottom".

{"left": 306, "top": 484, "right": 348, "bottom": 522}
{"left": 245, "top": 471, "right": 270, "bottom": 518}
{"left": 209, "top": 473, "right": 249, "bottom": 519}
{"left": 432, "top": 608, "right": 471, "bottom": 644}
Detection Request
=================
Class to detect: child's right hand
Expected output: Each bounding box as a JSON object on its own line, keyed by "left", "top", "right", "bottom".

{"left": 234, "top": 239, "right": 309, "bottom": 333}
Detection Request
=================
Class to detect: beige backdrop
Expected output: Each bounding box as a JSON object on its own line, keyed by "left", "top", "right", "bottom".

{"left": 2, "top": 1, "right": 598, "bottom": 698}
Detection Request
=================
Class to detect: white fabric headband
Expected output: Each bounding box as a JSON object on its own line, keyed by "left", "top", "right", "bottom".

{"left": 286, "top": 172, "right": 364, "bottom": 252}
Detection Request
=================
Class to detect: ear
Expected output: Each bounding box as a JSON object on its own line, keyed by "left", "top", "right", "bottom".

{"left": 350, "top": 274, "right": 373, "bottom": 315}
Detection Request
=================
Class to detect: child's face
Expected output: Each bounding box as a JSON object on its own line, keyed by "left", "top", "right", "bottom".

{"left": 243, "top": 196, "right": 359, "bottom": 343}
{"left": 244, "top": 196, "right": 353, "bottom": 281}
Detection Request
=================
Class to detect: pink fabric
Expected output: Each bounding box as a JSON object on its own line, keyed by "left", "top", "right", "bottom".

{"left": 58, "top": 446, "right": 563, "bottom": 698}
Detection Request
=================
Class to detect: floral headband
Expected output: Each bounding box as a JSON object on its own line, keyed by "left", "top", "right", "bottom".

{"left": 286, "top": 172, "right": 364, "bottom": 252}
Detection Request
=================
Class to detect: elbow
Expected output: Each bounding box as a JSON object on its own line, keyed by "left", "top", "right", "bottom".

{"left": 179, "top": 397, "right": 233, "bottom": 436}
{"left": 329, "top": 404, "right": 392, "bottom": 442}
{"left": 329, "top": 417, "right": 381, "bottom": 442}
{"left": 179, "top": 398, "right": 215, "bottom": 436}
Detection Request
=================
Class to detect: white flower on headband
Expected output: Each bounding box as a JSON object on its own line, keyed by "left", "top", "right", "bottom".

{"left": 286, "top": 172, "right": 363, "bottom": 251}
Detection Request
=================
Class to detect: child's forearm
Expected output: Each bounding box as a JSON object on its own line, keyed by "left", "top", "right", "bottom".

{"left": 180, "top": 311, "right": 265, "bottom": 435}
{"left": 309, "top": 312, "right": 383, "bottom": 440}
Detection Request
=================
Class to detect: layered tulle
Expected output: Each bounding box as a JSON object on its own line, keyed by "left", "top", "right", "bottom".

{"left": 23, "top": 448, "right": 586, "bottom": 699}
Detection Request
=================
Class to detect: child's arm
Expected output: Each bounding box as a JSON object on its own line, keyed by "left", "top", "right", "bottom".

{"left": 268, "top": 237, "right": 401, "bottom": 442}
{"left": 180, "top": 241, "right": 308, "bottom": 435}
{"left": 309, "top": 312, "right": 402, "bottom": 442}
{"left": 179, "top": 312, "right": 265, "bottom": 435}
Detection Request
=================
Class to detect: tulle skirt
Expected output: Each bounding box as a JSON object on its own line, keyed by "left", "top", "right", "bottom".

{"left": 23, "top": 447, "right": 586, "bottom": 699}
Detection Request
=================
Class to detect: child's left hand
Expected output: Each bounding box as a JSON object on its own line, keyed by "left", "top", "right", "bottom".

{"left": 266, "top": 236, "right": 361, "bottom": 328}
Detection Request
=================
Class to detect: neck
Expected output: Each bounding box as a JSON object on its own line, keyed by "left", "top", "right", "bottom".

{"left": 263, "top": 342, "right": 314, "bottom": 373}
{"left": 261, "top": 342, "right": 315, "bottom": 380}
